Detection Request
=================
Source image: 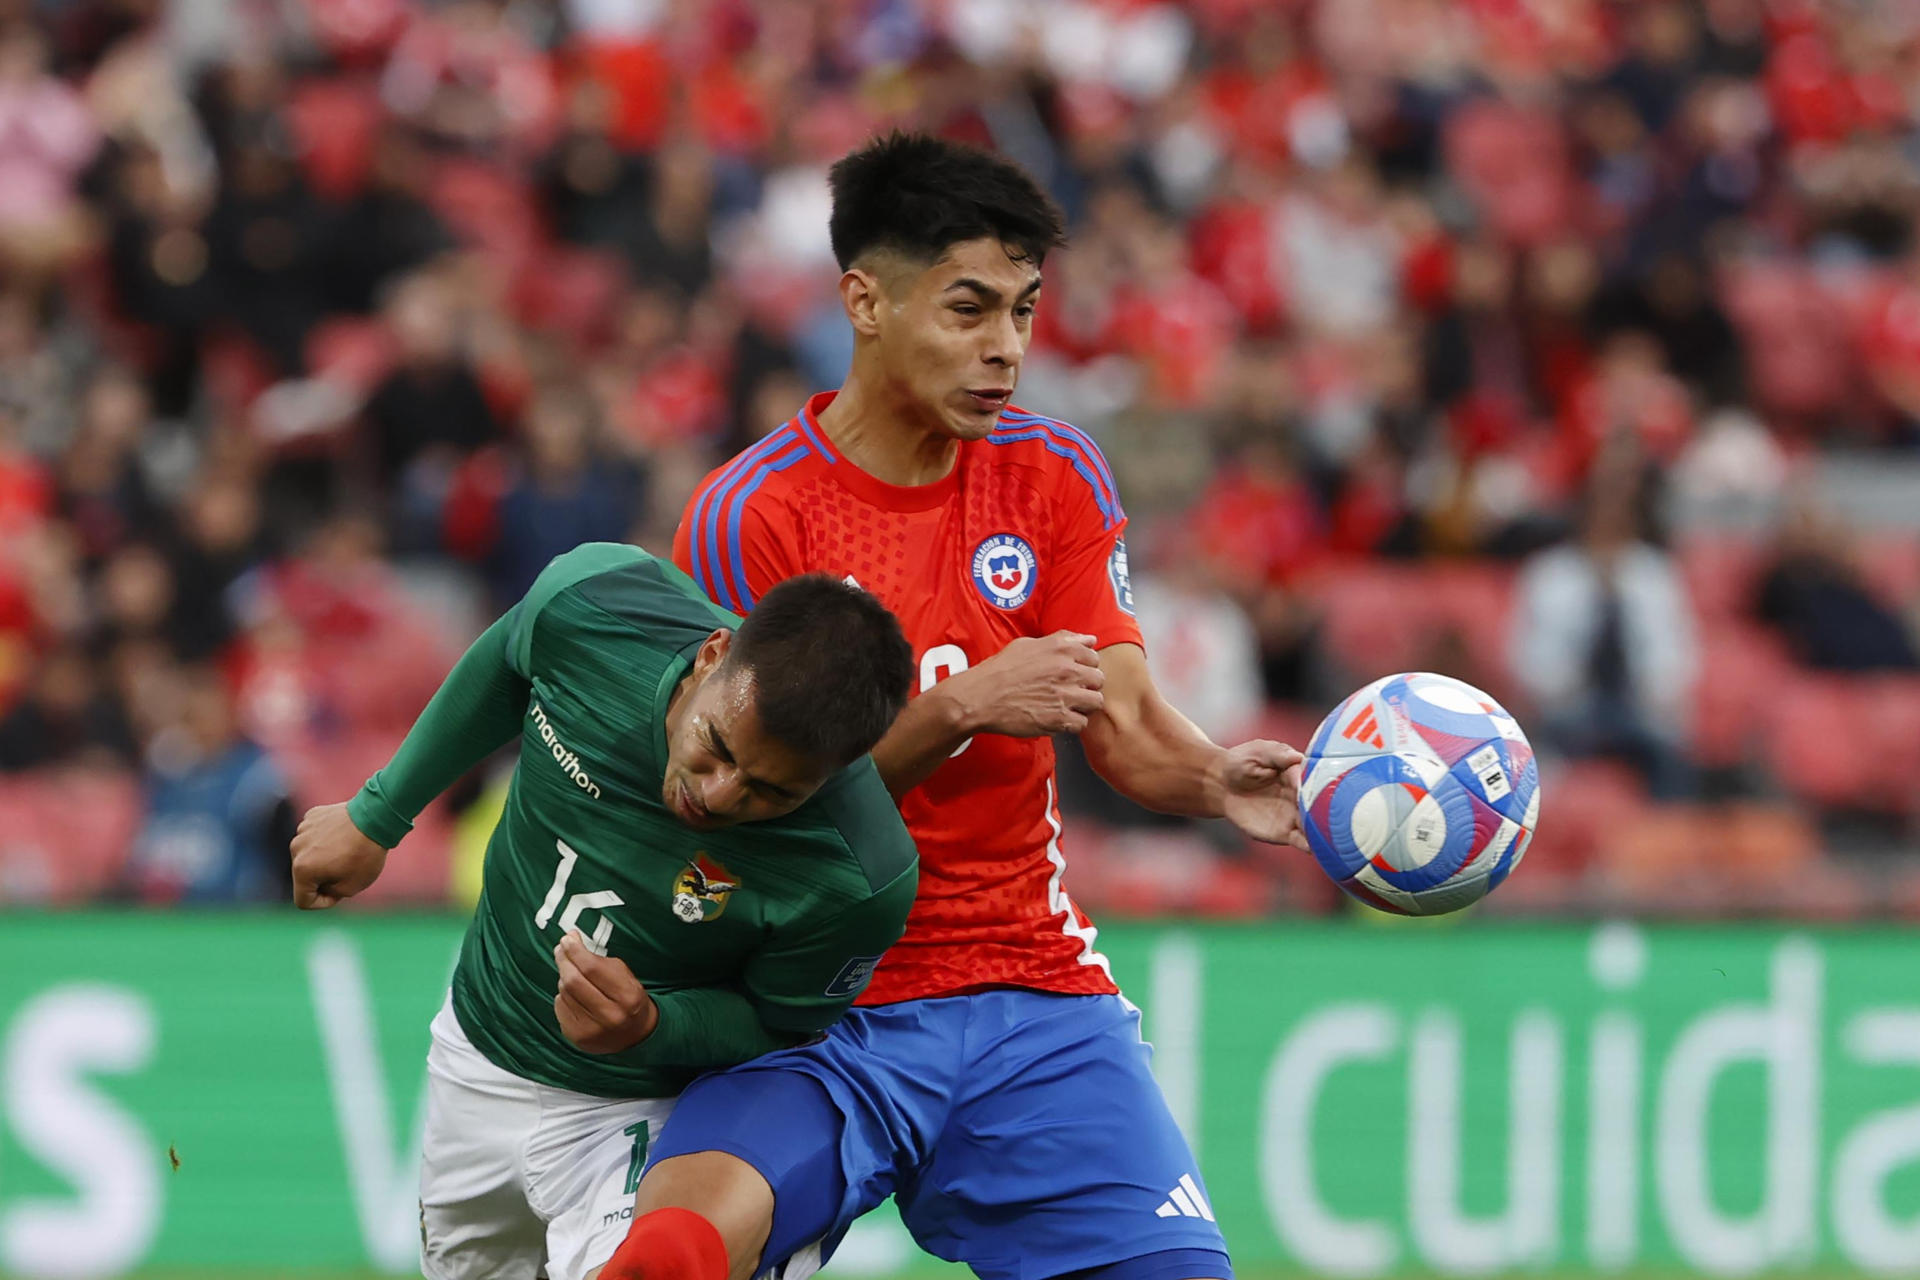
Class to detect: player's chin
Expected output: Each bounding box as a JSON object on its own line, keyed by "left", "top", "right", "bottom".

{"left": 947, "top": 396, "right": 1007, "bottom": 437}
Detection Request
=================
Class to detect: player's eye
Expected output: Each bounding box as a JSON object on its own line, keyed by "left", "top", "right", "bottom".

{"left": 1013, "top": 305, "right": 1035, "bottom": 321}
{"left": 951, "top": 303, "right": 981, "bottom": 317}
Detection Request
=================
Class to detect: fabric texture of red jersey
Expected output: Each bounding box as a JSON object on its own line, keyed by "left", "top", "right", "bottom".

{"left": 672, "top": 393, "right": 1142, "bottom": 1003}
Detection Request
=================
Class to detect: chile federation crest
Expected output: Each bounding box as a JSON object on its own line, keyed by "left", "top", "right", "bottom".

{"left": 971, "top": 533, "right": 1038, "bottom": 610}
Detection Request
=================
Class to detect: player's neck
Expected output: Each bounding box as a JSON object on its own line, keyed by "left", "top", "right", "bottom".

{"left": 817, "top": 376, "right": 960, "bottom": 488}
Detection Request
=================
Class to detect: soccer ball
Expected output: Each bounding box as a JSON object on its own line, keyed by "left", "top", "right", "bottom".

{"left": 1299, "top": 672, "right": 1540, "bottom": 916}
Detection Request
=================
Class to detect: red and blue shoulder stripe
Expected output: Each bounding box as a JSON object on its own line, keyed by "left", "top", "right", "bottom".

{"left": 991, "top": 409, "right": 1124, "bottom": 530}
{"left": 687, "top": 424, "right": 826, "bottom": 613}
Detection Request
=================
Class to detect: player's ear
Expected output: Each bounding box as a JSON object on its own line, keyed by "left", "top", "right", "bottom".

{"left": 694, "top": 628, "right": 734, "bottom": 678}
{"left": 841, "top": 267, "right": 883, "bottom": 339}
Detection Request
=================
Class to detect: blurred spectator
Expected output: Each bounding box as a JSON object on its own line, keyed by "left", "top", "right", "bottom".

{"left": 379, "top": 0, "right": 557, "bottom": 159}
{"left": 0, "top": 645, "right": 136, "bottom": 771}
{"left": 1754, "top": 496, "right": 1919, "bottom": 672}
{"left": 122, "top": 662, "right": 294, "bottom": 904}
{"left": 445, "top": 383, "right": 644, "bottom": 608}
{"left": 56, "top": 366, "right": 166, "bottom": 561}
{"left": 1510, "top": 456, "right": 1698, "bottom": 797}
{"left": 360, "top": 269, "right": 501, "bottom": 546}
{"left": 0, "top": 24, "right": 99, "bottom": 278}
{"left": 201, "top": 60, "right": 334, "bottom": 374}
{"left": 162, "top": 474, "right": 265, "bottom": 661}
{"left": 325, "top": 126, "right": 453, "bottom": 315}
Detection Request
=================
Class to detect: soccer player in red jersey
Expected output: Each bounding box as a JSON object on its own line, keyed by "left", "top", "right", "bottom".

{"left": 592, "top": 134, "right": 1307, "bottom": 1280}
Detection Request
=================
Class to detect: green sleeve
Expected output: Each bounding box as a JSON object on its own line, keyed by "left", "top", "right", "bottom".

{"left": 630, "top": 987, "right": 804, "bottom": 1067}
{"left": 346, "top": 609, "right": 528, "bottom": 849}
{"left": 741, "top": 862, "right": 917, "bottom": 1033}
{"left": 614, "top": 861, "right": 917, "bottom": 1069}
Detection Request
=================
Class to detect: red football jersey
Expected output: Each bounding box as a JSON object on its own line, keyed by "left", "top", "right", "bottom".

{"left": 672, "top": 393, "right": 1143, "bottom": 1003}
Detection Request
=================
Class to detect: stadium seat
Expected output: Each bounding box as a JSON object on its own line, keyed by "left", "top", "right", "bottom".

{"left": 1311, "top": 563, "right": 1427, "bottom": 682}
{"left": 1862, "top": 675, "right": 1920, "bottom": 813}
{"left": 1075, "top": 826, "right": 1278, "bottom": 919}
{"left": 1425, "top": 563, "right": 1516, "bottom": 674}
{"left": 513, "top": 247, "right": 631, "bottom": 351}
{"left": 1717, "top": 261, "right": 1853, "bottom": 419}
{"left": 1594, "top": 800, "right": 1830, "bottom": 916}
{"left": 1504, "top": 759, "right": 1647, "bottom": 893}
{"left": 1693, "top": 621, "right": 1792, "bottom": 767}
{"left": 0, "top": 771, "right": 142, "bottom": 904}
{"left": 1761, "top": 675, "right": 1881, "bottom": 809}
{"left": 1857, "top": 534, "right": 1920, "bottom": 607}
{"left": 1678, "top": 535, "right": 1769, "bottom": 619}
{"left": 429, "top": 159, "right": 544, "bottom": 274}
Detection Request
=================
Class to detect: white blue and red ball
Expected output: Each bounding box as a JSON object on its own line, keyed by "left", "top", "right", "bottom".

{"left": 1300, "top": 672, "right": 1540, "bottom": 916}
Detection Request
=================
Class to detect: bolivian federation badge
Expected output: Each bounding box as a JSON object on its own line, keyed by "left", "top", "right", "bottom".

{"left": 671, "top": 853, "right": 740, "bottom": 923}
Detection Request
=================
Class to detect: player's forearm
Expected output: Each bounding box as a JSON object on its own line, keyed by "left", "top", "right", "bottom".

{"left": 870, "top": 682, "right": 976, "bottom": 799}
{"left": 623, "top": 987, "right": 808, "bottom": 1068}
{"left": 348, "top": 611, "right": 529, "bottom": 847}
{"left": 1081, "top": 692, "right": 1229, "bottom": 820}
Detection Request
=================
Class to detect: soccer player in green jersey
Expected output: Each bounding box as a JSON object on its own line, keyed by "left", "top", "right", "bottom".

{"left": 288, "top": 542, "right": 918, "bottom": 1280}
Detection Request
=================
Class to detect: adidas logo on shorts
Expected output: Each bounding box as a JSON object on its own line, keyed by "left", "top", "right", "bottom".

{"left": 1153, "top": 1174, "right": 1215, "bottom": 1221}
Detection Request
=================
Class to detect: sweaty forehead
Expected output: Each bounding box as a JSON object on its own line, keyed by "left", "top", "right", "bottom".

{"left": 703, "top": 668, "right": 819, "bottom": 785}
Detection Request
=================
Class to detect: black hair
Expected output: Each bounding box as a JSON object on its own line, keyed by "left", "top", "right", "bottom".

{"left": 827, "top": 131, "right": 1067, "bottom": 272}
{"left": 725, "top": 575, "right": 914, "bottom": 768}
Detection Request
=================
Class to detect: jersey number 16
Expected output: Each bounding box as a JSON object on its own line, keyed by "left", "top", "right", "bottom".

{"left": 534, "top": 839, "right": 623, "bottom": 955}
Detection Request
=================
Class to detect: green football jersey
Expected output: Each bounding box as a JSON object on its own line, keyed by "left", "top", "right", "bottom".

{"left": 347, "top": 544, "right": 918, "bottom": 1098}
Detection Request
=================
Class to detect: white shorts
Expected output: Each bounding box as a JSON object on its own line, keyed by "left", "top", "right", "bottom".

{"left": 419, "top": 997, "right": 678, "bottom": 1280}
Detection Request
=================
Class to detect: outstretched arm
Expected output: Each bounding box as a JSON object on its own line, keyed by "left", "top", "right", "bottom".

{"left": 1079, "top": 643, "right": 1309, "bottom": 849}
{"left": 293, "top": 609, "right": 529, "bottom": 908}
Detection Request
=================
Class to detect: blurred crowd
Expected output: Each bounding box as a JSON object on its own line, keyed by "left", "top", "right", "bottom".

{"left": 0, "top": 0, "right": 1917, "bottom": 915}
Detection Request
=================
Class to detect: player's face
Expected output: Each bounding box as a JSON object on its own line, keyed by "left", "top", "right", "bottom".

{"left": 661, "top": 631, "right": 834, "bottom": 829}
{"left": 877, "top": 237, "right": 1041, "bottom": 441}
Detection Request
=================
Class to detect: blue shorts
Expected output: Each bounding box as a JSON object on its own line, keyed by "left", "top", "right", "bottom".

{"left": 647, "top": 989, "right": 1230, "bottom": 1280}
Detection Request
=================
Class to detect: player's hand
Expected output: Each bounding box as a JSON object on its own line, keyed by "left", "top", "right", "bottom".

{"left": 554, "top": 931, "right": 659, "bottom": 1054}
{"left": 949, "top": 631, "right": 1105, "bottom": 736}
{"left": 291, "top": 802, "right": 389, "bottom": 909}
{"left": 1216, "top": 740, "right": 1311, "bottom": 852}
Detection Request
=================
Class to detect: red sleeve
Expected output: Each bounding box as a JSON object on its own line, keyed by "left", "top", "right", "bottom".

{"left": 1038, "top": 461, "right": 1145, "bottom": 652}
{"left": 672, "top": 471, "right": 802, "bottom": 613}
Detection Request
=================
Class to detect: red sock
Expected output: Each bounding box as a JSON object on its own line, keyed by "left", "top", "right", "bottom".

{"left": 600, "top": 1207, "right": 730, "bottom": 1280}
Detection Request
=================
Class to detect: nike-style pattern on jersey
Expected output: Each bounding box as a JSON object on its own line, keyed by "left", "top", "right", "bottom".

{"left": 348, "top": 543, "right": 918, "bottom": 1098}
{"left": 672, "top": 395, "right": 1141, "bottom": 1004}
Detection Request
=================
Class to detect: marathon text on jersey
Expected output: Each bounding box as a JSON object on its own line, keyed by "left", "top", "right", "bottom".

{"left": 528, "top": 699, "right": 601, "bottom": 799}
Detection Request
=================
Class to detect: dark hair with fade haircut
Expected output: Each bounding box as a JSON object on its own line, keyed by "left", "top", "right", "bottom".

{"left": 724, "top": 574, "right": 914, "bottom": 769}
{"left": 828, "top": 131, "right": 1067, "bottom": 272}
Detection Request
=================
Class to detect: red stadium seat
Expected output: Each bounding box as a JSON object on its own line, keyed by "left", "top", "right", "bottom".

{"left": 1761, "top": 675, "right": 1881, "bottom": 809}
{"left": 1861, "top": 675, "right": 1920, "bottom": 814}
{"left": 1593, "top": 800, "right": 1834, "bottom": 916}
{"left": 1311, "top": 563, "right": 1427, "bottom": 682}
{"left": 429, "top": 159, "right": 545, "bottom": 272}
{"left": 1426, "top": 563, "right": 1516, "bottom": 675}
{"left": 0, "top": 770, "right": 142, "bottom": 904}
{"left": 1509, "top": 759, "right": 1647, "bottom": 887}
{"left": 1678, "top": 535, "right": 1768, "bottom": 619}
{"left": 1857, "top": 535, "right": 1920, "bottom": 608}
{"left": 1693, "top": 621, "right": 1793, "bottom": 768}
{"left": 513, "top": 247, "right": 630, "bottom": 351}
